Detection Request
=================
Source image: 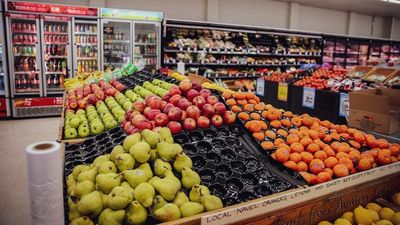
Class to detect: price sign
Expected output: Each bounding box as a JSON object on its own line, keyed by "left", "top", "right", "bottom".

{"left": 339, "top": 92, "right": 349, "bottom": 117}
{"left": 302, "top": 87, "right": 315, "bottom": 109}
{"left": 277, "top": 83, "right": 288, "bottom": 101}
{"left": 256, "top": 78, "right": 265, "bottom": 96}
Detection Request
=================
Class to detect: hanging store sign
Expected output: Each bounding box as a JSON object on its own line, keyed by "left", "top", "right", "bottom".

{"left": 100, "top": 8, "right": 163, "bottom": 21}
{"left": 277, "top": 82, "right": 288, "bottom": 101}
{"left": 7, "top": 1, "right": 98, "bottom": 17}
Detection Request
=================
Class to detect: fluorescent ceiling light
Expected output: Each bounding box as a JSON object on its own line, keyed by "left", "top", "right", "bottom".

{"left": 381, "top": 0, "right": 400, "bottom": 4}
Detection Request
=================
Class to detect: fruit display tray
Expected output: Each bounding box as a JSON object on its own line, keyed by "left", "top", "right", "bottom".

{"left": 117, "top": 71, "right": 179, "bottom": 90}
{"left": 174, "top": 122, "right": 305, "bottom": 207}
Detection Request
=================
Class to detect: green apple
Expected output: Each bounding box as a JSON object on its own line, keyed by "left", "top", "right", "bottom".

{"left": 76, "top": 109, "right": 85, "bottom": 115}
{"left": 78, "top": 124, "right": 90, "bottom": 138}
{"left": 65, "top": 128, "right": 78, "bottom": 139}
{"left": 91, "top": 121, "right": 105, "bottom": 134}
{"left": 104, "top": 119, "right": 117, "bottom": 130}
{"left": 70, "top": 117, "right": 81, "bottom": 128}
{"left": 123, "top": 102, "right": 132, "bottom": 111}
{"left": 125, "top": 90, "right": 134, "bottom": 98}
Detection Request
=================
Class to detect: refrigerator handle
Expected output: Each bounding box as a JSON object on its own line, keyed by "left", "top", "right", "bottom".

{"left": 39, "top": 18, "right": 46, "bottom": 97}
{"left": 5, "top": 17, "right": 16, "bottom": 98}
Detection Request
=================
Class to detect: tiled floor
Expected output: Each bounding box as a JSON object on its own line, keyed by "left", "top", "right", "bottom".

{"left": 0, "top": 117, "right": 59, "bottom": 225}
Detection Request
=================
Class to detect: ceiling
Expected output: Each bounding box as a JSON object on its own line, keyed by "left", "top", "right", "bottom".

{"left": 277, "top": 0, "right": 400, "bottom": 17}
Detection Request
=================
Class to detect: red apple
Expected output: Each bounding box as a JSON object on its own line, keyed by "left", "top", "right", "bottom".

{"left": 192, "top": 96, "right": 206, "bottom": 109}
{"left": 211, "top": 115, "right": 223, "bottom": 128}
{"left": 87, "top": 94, "right": 97, "bottom": 105}
{"left": 137, "top": 120, "right": 153, "bottom": 130}
{"left": 199, "top": 89, "right": 211, "bottom": 99}
{"left": 131, "top": 114, "right": 146, "bottom": 127}
{"left": 179, "top": 79, "right": 192, "bottom": 92}
{"left": 78, "top": 99, "right": 87, "bottom": 109}
{"left": 147, "top": 96, "right": 162, "bottom": 110}
{"left": 168, "top": 121, "right": 182, "bottom": 134}
{"left": 168, "top": 107, "right": 183, "bottom": 121}
{"left": 162, "top": 103, "right": 175, "bottom": 114}
{"left": 177, "top": 98, "right": 192, "bottom": 111}
{"left": 207, "top": 95, "right": 219, "bottom": 105}
{"left": 143, "top": 107, "right": 151, "bottom": 116}
{"left": 186, "top": 89, "right": 199, "bottom": 102}
{"left": 68, "top": 100, "right": 78, "bottom": 110}
{"left": 169, "top": 94, "right": 182, "bottom": 106}
{"left": 110, "top": 79, "right": 118, "bottom": 86}
{"left": 98, "top": 80, "right": 106, "bottom": 88}
{"left": 181, "top": 111, "right": 187, "bottom": 121}
{"left": 94, "top": 90, "right": 105, "bottom": 100}
{"left": 202, "top": 104, "right": 215, "bottom": 118}
{"left": 213, "top": 102, "right": 226, "bottom": 115}
{"left": 183, "top": 118, "right": 196, "bottom": 131}
{"left": 126, "top": 126, "right": 139, "bottom": 135}
{"left": 197, "top": 116, "right": 210, "bottom": 129}
{"left": 162, "top": 94, "right": 171, "bottom": 102}
{"left": 123, "top": 121, "right": 132, "bottom": 131}
{"left": 161, "top": 101, "right": 167, "bottom": 110}
{"left": 105, "top": 87, "right": 116, "bottom": 96}
{"left": 146, "top": 109, "right": 161, "bottom": 120}
{"left": 83, "top": 86, "right": 91, "bottom": 96}
{"left": 115, "top": 83, "right": 125, "bottom": 92}
{"left": 186, "top": 105, "right": 201, "bottom": 120}
{"left": 133, "top": 101, "right": 146, "bottom": 113}
{"left": 154, "top": 113, "right": 169, "bottom": 127}
{"left": 169, "top": 86, "right": 182, "bottom": 96}
{"left": 223, "top": 110, "right": 236, "bottom": 125}
{"left": 192, "top": 82, "right": 202, "bottom": 92}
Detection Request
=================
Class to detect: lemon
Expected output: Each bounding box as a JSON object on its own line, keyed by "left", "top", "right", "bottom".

{"left": 379, "top": 208, "right": 395, "bottom": 221}
{"left": 334, "top": 218, "right": 352, "bottom": 225}
{"left": 368, "top": 209, "right": 380, "bottom": 222}
{"left": 391, "top": 212, "right": 400, "bottom": 224}
{"left": 318, "top": 221, "right": 333, "bottom": 225}
{"left": 367, "top": 203, "right": 382, "bottom": 213}
{"left": 354, "top": 205, "right": 374, "bottom": 224}
{"left": 376, "top": 219, "right": 393, "bottom": 225}
{"left": 342, "top": 212, "right": 355, "bottom": 224}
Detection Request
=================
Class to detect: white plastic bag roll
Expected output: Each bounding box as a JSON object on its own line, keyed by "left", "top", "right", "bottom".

{"left": 26, "top": 141, "right": 64, "bottom": 225}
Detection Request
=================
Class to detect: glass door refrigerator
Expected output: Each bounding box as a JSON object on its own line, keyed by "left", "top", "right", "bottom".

{"left": 0, "top": 3, "right": 11, "bottom": 118}
{"left": 133, "top": 22, "right": 160, "bottom": 71}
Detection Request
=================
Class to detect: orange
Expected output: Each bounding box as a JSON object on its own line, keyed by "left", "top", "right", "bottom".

{"left": 250, "top": 112, "right": 261, "bottom": 120}
{"left": 276, "top": 129, "right": 288, "bottom": 137}
{"left": 290, "top": 142, "right": 304, "bottom": 153}
{"left": 283, "top": 111, "right": 293, "bottom": 118}
{"left": 356, "top": 158, "right": 372, "bottom": 171}
{"left": 316, "top": 172, "right": 332, "bottom": 183}
{"left": 299, "top": 172, "right": 315, "bottom": 184}
{"left": 261, "top": 110, "right": 268, "bottom": 118}
{"left": 243, "top": 104, "right": 254, "bottom": 112}
{"left": 377, "top": 149, "right": 392, "bottom": 165}
{"left": 314, "top": 139, "right": 326, "bottom": 149}
{"left": 309, "top": 159, "right": 325, "bottom": 174}
{"left": 337, "top": 142, "right": 350, "bottom": 153}
{"left": 299, "top": 126, "right": 309, "bottom": 132}
{"left": 289, "top": 153, "right": 302, "bottom": 163}
{"left": 376, "top": 138, "right": 389, "bottom": 149}
{"left": 238, "top": 112, "right": 250, "bottom": 121}
{"left": 221, "top": 91, "right": 232, "bottom": 99}
{"left": 297, "top": 130, "right": 309, "bottom": 139}
{"left": 302, "top": 116, "right": 315, "bottom": 127}
{"left": 324, "top": 168, "right": 334, "bottom": 177}
{"left": 237, "top": 99, "right": 248, "bottom": 106}
{"left": 300, "top": 152, "right": 314, "bottom": 164}
{"left": 261, "top": 141, "right": 274, "bottom": 151}
{"left": 348, "top": 150, "right": 361, "bottom": 163}
{"left": 289, "top": 128, "right": 299, "bottom": 135}
{"left": 308, "top": 130, "right": 319, "bottom": 140}
{"left": 286, "top": 134, "right": 300, "bottom": 145}
{"left": 314, "top": 150, "right": 328, "bottom": 161}
{"left": 389, "top": 144, "right": 400, "bottom": 156}
{"left": 233, "top": 92, "right": 246, "bottom": 100}
{"left": 280, "top": 119, "right": 291, "bottom": 128}
{"left": 353, "top": 132, "right": 365, "bottom": 144}
{"left": 254, "top": 103, "right": 264, "bottom": 111}
{"left": 300, "top": 137, "right": 313, "bottom": 147}
{"left": 361, "top": 153, "right": 375, "bottom": 163}
{"left": 254, "top": 96, "right": 261, "bottom": 103}
{"left": 333, "top": 164, "right": 349, "bottom": 177}
{"left": 368, "top": 148, "right": 379, "bottom": 159}
{"left": 266, "top": 109, "right": 281, "bottom": 121}
{"left": 323, "top": 134, "right": 333, "bottom": 143}
{"left": 391, "top": 156, "right": 398, "bottom": 163}
{"left": 330, "top": 141, "right": 340, "bottom": 151}
{"left": 231, "top": 105, "right": 242, "bottom": 113}
{"left": 248, "top": 99, "right": 258, "bottom": 104}
{"left": 320, "top": 120, "right": 331, "bottom": 128}
{"left": 264, "top": 104, "right": 274, "bottom": 110}
{"left": 338, "top": 158, "right": 354, "bottom": 170}
{"left": 307, "top": 143, "right": 320, "bottom": 153}
{"left": 283, "top": 161, "right": 298, "bottom": 171}
{"left": 336, "top": 152, "right": 349, "bottom": 159}
{"left": 349, "top": 140, "right": 361, "bottom": 149}
{"left": 264, "top": 130, "right": 277, "bottom": 140}
{"left": 274, "top": 138, "right": 286, "bottom": 146}
{"left": 349, "top": 167, "right": 357, "bottom": 174}
{"left": 291, "top": 117, "right": 302, "bottom": 127}
{"left": 252, "top": 132, "right": 265, "bottom": 141}
{"left": 338, "top": 124, "right": 348, "bottom": 133}
{"left": 339, "top": 133, "right": 350, "bottom": 140}
{"left": 297, "top": 161, "right": 308, "bottom": 172}
{"left": 275, "top": 148, "right": 290, "bottom": 163}
{"left": 324, "top": 157, "right": 339, "bottom": 168}
{"left": 270, "top": 120, "right": 282, "bottom": 129}
{"left": 365, "top": 134, "right": 378, "bottom": 148}
{"left": 271, "top": 153, "right": 276, "bottom": 160}
{"left": 226, "top": 98, "right": 237, "bottom": 106}
{"left": 278, "top": 143, "right": 291, "bottom": 152}
{"left": 245, "top": 92, "right": 256, "bottom": 100}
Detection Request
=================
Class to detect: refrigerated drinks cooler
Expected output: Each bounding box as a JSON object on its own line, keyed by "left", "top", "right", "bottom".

{"left": 0, "top": 3, "right": 11, "bottom": 118}
{"left": 100, "top": 8, "right": 162, "bottom": 71}
{"left": 5, "top": 1, "right": 98, "bottom": 117}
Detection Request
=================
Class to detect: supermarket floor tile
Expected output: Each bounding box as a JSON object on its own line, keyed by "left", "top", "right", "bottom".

{"left": 0, "top": 117, "right": 59, "bottom": 224}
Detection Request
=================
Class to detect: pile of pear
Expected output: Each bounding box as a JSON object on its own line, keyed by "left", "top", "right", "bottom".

{"left": 66, "top": 127, "right": 223, "bottom": 225}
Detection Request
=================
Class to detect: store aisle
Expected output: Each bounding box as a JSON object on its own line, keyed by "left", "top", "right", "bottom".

{"left": 0, "top": 118, "right": 59, "bottom": 224}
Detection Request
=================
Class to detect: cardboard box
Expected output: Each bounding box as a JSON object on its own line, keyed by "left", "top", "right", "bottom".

{"left": 348, "top": 88, "right": 400, "bottom": 135}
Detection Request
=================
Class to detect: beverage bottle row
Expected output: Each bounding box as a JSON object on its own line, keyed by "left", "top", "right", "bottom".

{"left": 145, "top": 46, "right": 156, "bottom": 54}
{"left": 45, "top": 45, "right": 67, "bottom": 56}
{"left": 77, "top": 60, "right": 97, "bottom": 73}
{"left": 143, "top": 57, "right": 157, "bottom": 65}
{"left": 105, "top": 32, "right": 125, "bottom": 41}
{"left": 11, "top": 23, "right": 36, "bottom": 32}
{"left": 13, "top": 34, "right": 37, "bottom": 43}
{"left": 16, "top": 58, "right": 37, "bottom": 72}
{"left": 75, "top": 35, "right": 97, "bottom": 44}
{"left": 12, "top": 46, "right": 36, "bottom": 55}
{"left": 45, "top": 35, "right": 68, "bottom": 43}
{"left": 46, "top": 59, "right": 66, "bottom": 72}
{"left": 76, "top": 24, "right": 97, "bottom": 33}
{"left": 47, "top": 74, "right": 63, "bottom": 89}
{"left": 104, "top": 44, "right": 128, "bottom": 52}
{"left": 136, "top": 32, "right": 157, "bottom": 43}
{"left": 15, "top": 74, "right": 39, "bottom": 90}
{"left": 77, "top": 46, "right": 97, "bottom": 58}
{"left": 44, "top": 24, "right": 68, "bottom": 33}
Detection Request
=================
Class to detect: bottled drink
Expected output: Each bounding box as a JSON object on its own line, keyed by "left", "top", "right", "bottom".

{"left": 21, "top": 75, "right": 27, "bottom": 89}
{"left": 47, "top": 75, "right": 52, "bottom": 88}
{"left": 86, "top": 46, "right": 90, "bottom": 57}
{"left": 32, "top": 24, "right": 36, "bottom": 31}
{"left": 77, "top": 61, "right": 82, "bottom": 72}
{"left": 54, "top": 74, "right": 59, "bottom": 88}
{"left": 58, "top": 60, "right": 62, "bottom": 71}
{"left": 15, "top": 75, "right": 21, "bottom": 90}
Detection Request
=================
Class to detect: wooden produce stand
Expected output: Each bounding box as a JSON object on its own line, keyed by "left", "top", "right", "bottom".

{"left": 346, "top": 66, "right": 374, "bottom": 78}
{"left": 362, "top": 67, "right": 397, "bottom": 83}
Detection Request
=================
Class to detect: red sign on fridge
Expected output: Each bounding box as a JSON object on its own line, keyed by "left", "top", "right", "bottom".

{"left": 7, "top": 1, "right": 98, "bottom": 17}
{"left": 15, "top": 97, "right": 63, "bottom": 108}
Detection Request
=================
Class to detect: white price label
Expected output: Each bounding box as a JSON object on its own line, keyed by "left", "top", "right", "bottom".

{"left": 302, "top": 87, "right": 316, "bottom": 109}
{"left": 339, "top": 92, "right": 349, "bottom": 117}
{"left": 256, "top": 78, "right": 265, "bottom": 96}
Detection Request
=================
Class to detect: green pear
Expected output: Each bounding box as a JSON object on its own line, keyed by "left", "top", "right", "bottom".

{"left": 115, "top": 153, "right": 135, "bottom": 172}
{"left": 77, "top": 191, "right": 103, "bottom": 217}
{"left": 110, "top": 145, "right": 125, "bottom": 161}
{"left": 70, "top": 216, "right": 94, "bottom": 225}
{"left": 173, "top": 152, "right": 193, "bottom": 173}
{"left": 154, "top": 203, "right": 181, "bottom": 222}
{"left": 141, "top": 129, "right": 160, "bottom": 148}
{"left": 180, "top": 202, "right": 204, "bottom": 217}
{"left": 72, "top": 165, "right": 91, "bottom": 180}
{"left": 123, "top": 133, "right": 142, "bottom": 151}
{"left": 152, "top": 195, "right": 167, "bottom": 212}
{"left": 181, "top": 167, "right": 201, "bottom": 189}
{"left": 158, "top": 127, "right": 174, "bottom": 144}
{"left": 138, "top": 163, "right": 153, "bottom": 180}
{"left": 100, "top": 192, "right": 109, "bottom": 208}
{"left": 93, "top": 154, "right": 110, "bottom": 167}
{"left": 152, "top": 178, "right": 180, "bottom": 201}
{"left": 120, "top": 182, "right": 135, "bottom": 202}
{"left": 134, "top": 183, "right": 155, "bottom": 208}
{"left": 68, "top": 197, "right": 81, "bottom": 221}
{"left": 108, "top": 186, "right": 132, "bottom": 210}
{"left": 123, "top": 169, "right": 147, "bottom": 188}
{"left": 173, "top": 191, "right": 189, "bottom": 207}
{"left": 189, "top": 184, "right": 210, "bottom": 203}
{"left": 156, "top": 142, "right": 177, "bottom": 162}
{"left": 77, "top": 166, "right": 98, "bottom": 183}
{"left": 200, "top": 195, "right": 223, "bottom": 212}
{"left": 98, "top": 208, "right": 125, "bottom": 225}
{"left": 98, "top": 161, "right": 117, "bottom": 174}
{"left": 67, "top": 174, "right": 76, "bottom": 195}
{"left": 148, "top": 176, "right": 160, "bottom": 186}
{"left": 96, "top": 173, "right": 121, "bottom": 194}
{"left": 154, "top": 159, "right": 172, "bottom": 176}
{"left": 172, "top": 144, "right": 183, "bottom": 155}
{"left": 73, "top": 181, "right": 95, "bottom": 199}
{"left": 164, "top": 170, "right": 181, "bottom": 184}
{"left": 149, "top": 149, "right": 157, "bottom": 161}
{"left": 125, "top": 201, "right": 147, "bottom": 225}
{"left": 129, "top": 142, "right": 151, "bottom": 163}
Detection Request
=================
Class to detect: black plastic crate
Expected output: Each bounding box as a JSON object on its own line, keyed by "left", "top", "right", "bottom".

{"left": 259, "top": 80, "right": 291, "bottom": 110}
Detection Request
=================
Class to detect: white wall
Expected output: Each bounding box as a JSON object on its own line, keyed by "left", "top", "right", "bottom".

{"left": 392, "top": 18, "right": 400, "bottom": 40}
{"left": 353, "top": 13, "right": 373, "bottom": 37}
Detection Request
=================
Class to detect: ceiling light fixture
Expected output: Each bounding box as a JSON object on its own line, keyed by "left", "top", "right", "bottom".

{"left": 381, "top": 0, "right": 400, "bottom": 4}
